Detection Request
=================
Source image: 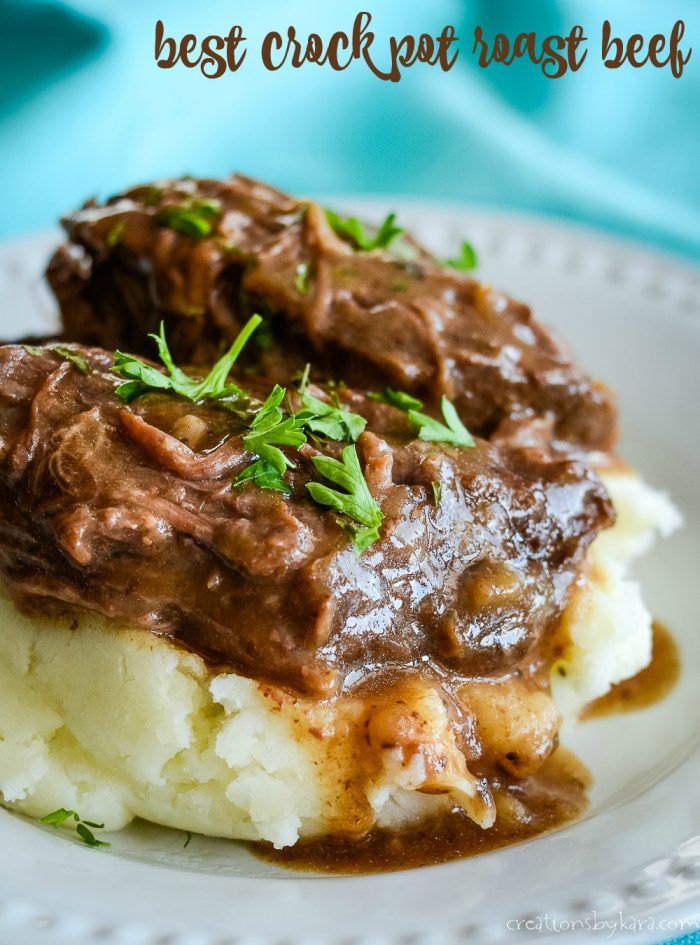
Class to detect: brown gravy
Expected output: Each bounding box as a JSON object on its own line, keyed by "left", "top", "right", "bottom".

{"left": 255, "top": 623, "right": 680, "bottom": 874}
{"left": 252, "top": 748, "right": 590, "bottom": 874}
{"left": 582, "top": 622, "right": 680, "bottom": 720}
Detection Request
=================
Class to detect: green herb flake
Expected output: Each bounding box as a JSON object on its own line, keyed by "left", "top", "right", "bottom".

{"left": 106, "top": 221, "right": 125, "bottom": 248}
{"left": 234, "top": 458, "right": 291, "bottom": 494}
{"left": 299, "top": 391, "right": 366, "bottom": 443}
{"left": 22, "top": 344, "right": 44, "bottom": 357}
{"left": 431, "top": 481, "right": 442, "bottom": 507}
{"left": 40, "top": 808, "right": 110, "bottom": 848}
{"left": 295, "top": 363, "right": 311, "bottom": 395}
{"left": 24, "top": 343, "right": 92, "bottom": 374}
{"left": 143, "top": 186, "right": 163, "bottom": 207}
{"left": 369, "top": 388, "right": 424, "bottom": 412}
{"left": 240, "top": 385, "right": 307, "bottom": 480}
{"left": 294, "top": 263, "right": 311, "bottom": 294}
{"left": 184, "top": 831, "right": 193, "bottom": 849}
{"left": 217, "top": 240, "right": 240, "bottom": 255}
{"left": 40, "top": 808, "right": 79, "bottom": 828}
{"left": 306, "top": 445, "right": 384, "bottom": 552}
{"left": 390, "top": 238, "right": 421, "bottom": 264}
{"left": 253, "top": 318, "right": 274, "bottom": 351}
{"left": 113, "top": 315, "right": 261, "bottom": 404}
{"left": 444, "top": 240, "right": 478, "bottom": 272}
{"left": 326, "top": 210, "right": 403, "bottom": 253}
{"left": 408, "top": 396, "right": 475, "bottom": 448}
{"left": 157, "top": 198, "right": 221, "bottom": 240}
{"left": 52, "top": 345, "right": 91, "bottom": 374}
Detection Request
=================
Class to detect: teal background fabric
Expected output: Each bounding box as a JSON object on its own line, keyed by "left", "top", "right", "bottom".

{"left": 0, "top": 0, "right": 698, "bottom": 260}
{"left": 662, "top": 934, "right": 700, "bottom": 945}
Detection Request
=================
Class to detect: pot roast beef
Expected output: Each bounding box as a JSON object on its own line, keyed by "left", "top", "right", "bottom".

{"left": 0, "top": 344, "right": 612, "bottom": 698}
{"left": 47, "top": 176, "right": 617, "bottom": 452}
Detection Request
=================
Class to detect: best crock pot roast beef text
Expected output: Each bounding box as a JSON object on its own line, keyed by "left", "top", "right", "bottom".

{"left": 47, "top": 176, "right": 617, "bottom": 452}
{"left": 0, "top": 344, "right": 612, "bottom": 702}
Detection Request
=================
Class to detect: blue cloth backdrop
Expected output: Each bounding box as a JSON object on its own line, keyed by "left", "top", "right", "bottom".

{"left": 0, "top": 0, "right": 698, "bottom": 260}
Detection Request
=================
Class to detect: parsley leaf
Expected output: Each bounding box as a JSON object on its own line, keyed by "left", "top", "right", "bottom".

{"left": 326, "top": 210, "right": 403, "bottom": 252}
{"left": 294, "top": 263, "right": 311, "bottom": 294}
{"left": 376, "top": 387, "right": 474, "bottom": 448}
{"left": 76, "top": 823, "right": 111, "bottom": 848}
{"left": 22, "top": 344, "right": 44, "bottom": 357}
{"left": 444, "top": 241, "right": 478, "bottom": 272}
{"left": 23, "top": 344, "right": 91, "bottom": 374}
{"left": 241, "top": 385, "right": 307, "bottom": 476}
{"left": 143, "top": 186, "right": 163, "bottom": 207}
{"left": 253, "top": 318, "right": 274, "bottom": 351}
{"left": 52, "top": 345, "right": 91, "bottom": 375}
{"left": 296, "top": 363, "right": 311, "bottom": 394}
{"left": 157, "top": 198, "right": 221, "bottom": 240}
{"left": 40, "top": 808, "right": 110, "bottom": 848}
{"left": 431, "top": 481, "right": 443, "bottom": 507}
{"left": 106, "top": 221, "right": 125, "bottom": 248}
{"left": 370, "top": 388, "right": 424, "bottom": 411}
{"left": 306, "top": 445, "right": 384, "bottom": 552}
{"left": 40, "top": 808, "right": 79, "bottom": 828}
{"left": 408, "top": 396, "right": 475, "bottom": 448}
{"left": 299, "top": 391, "right": 366, "bottom": 443}
{"left": 234, "top": 458, "right": 290, "bottom": 494}
{"left": 113, "top": 315, "right": 261, "bottom": 403}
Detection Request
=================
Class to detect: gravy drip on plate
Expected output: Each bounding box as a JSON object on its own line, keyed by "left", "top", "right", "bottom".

{"left": 582, "top": 621, "right": 680, "bottom": 719}
{"left": 253, "top": 748, "right": 591, "bottom": 873}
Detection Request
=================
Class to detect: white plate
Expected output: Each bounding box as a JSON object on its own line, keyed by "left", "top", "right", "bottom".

{"left": 0, "top": 205, "right": 698, "bottom": 945}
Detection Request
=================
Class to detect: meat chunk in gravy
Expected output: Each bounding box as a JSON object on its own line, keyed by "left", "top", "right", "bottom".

{"left": 0, "top": 344, "right": 612, "bottom": 700}
{"left": 47, "top": 175, "right": 617, "bottom": 452}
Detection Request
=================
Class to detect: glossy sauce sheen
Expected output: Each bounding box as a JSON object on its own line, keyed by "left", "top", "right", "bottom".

{"left": 253, "top": 748, "right": 591, "bottom": 873}
{"left": 582, "top": 622, "right": 680, "bottom": 719}
{"left": 0, "top": 345, "right": 613, "bottom": 698}
{"left": 47, "top": 175, "right": 617, "bottom": 452}
{"left": 259, "top": 623, "right": 681, "bottom": 874}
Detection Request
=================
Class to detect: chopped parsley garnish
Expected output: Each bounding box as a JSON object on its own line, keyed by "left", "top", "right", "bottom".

{"left": 106, "top": 221, "right": 125, "bottom": 248}
{"left": 22, "top": 344, "right": 43, "bottom": 357}
{"left": 431, "top": 481, "right": 442, "bottom": 507}
{"left": 294, "top": 263, "right": 311, "bottom": 294}
{"left": 113, "top": 315, "right": 261, "bottom": 403}
{"left": 143, "top": 186, "right": 163, "bottom": 207}
{"left": 326, "top": 210, "right": 403, "bottom": 252}
{"left": 375, "top": 387, "right": 474, "bottom": 447}
{"left": 234, "top": 458, "right": 290, "bottom": 494}
{"left": 23, "top": 344, "right": 90, "bottom": 374}
{"left": 370, "top": 387, "right": 424, "bottom": 411}
{"left": 295, "top": 362, "right": 311, "bottom": 394}
{"left": 40, "top": 808, "right": 110, "bottom": 848}
{"left": 408, "top": 396, "right": 475, "bottom": 447}
{"left": 253, "top": 318, "right": 274, "bottom": 351}
{"left": 299, "top": 391, "right": 366, "bottom": 443}
{"left": 52, "top": 345, "right": 91, "bottom": 375}
{"left": 306, "top": 445, "right": 384, "bottom": 552}
{"left": 444, "top": 240, "right": 478, "bottom": 272}
{"left": 157, "top": 198, "right": 221, "bottom": 240}
{"left": 239, "top": 385, "right": 307, "bottom": 478}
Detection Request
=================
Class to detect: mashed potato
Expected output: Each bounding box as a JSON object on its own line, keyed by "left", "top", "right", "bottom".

{"left": 0, "top": 471, "right": 679, "bottom": 848}
{"left": 552, "top": 471, "right": 681, "bottom": 716}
